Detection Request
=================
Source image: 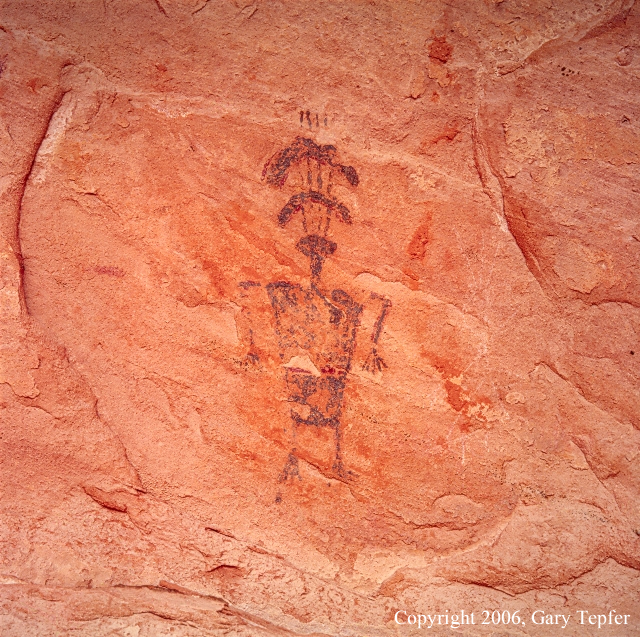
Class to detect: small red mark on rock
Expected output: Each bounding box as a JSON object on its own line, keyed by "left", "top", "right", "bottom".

{"left": 94, "top": 265, "right": 125, "bottom": 277}
{"left": 27, "top": 78, "right": 45, "bottom": 93}
{"left": 202, "top": 259, "right": 228, "bottom": 297}
{"left": 407, "top": 216, "right": 432, "bottom": 260}
{"left": 429, "top": 37, "right": 453, "bottom": 63}
{"left": 431, "top": 125, "right": 460, "bottom": 144}
{"left": 444, "top": 379, "right": 465, "bottom": 412}
{"left": 615, "top": 47, "right": 633, "bottom": 66}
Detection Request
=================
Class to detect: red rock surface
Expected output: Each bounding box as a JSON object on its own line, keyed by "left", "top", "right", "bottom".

{"left": 1, "top": 1, "right": 639, "bottom": 635}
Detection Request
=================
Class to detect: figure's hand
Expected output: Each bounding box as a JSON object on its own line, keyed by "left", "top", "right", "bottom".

{"left": 242, "top": 349, "right": 260, "bottom": 369}
{"left": 363, "top": 347, "right": 387, "bottom": 373}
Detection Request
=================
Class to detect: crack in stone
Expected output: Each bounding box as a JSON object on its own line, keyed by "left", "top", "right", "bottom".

{"left": 14, "top": 89, "right": 67, "bottom": 315}
{"left": 192, "top": 0, "right": 212, "bottom": 15}
{"left": 152, "top": 0, "right": 169, "bottom": 17}
{"left": 471, "top": 115, "right": 507, "bottom": 232}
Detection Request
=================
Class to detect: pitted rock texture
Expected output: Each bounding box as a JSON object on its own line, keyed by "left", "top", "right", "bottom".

{"left": 0, "top": 1, "right": 639, "bottom": 635}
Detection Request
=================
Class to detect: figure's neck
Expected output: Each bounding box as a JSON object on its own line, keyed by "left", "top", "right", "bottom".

{"left": 296, "top": 234, "right": 336, "bottom": 281}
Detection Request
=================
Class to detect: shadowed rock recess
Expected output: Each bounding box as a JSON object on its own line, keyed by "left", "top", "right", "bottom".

{"left": 1, "top": 1, "right": 639, "bottom": 635}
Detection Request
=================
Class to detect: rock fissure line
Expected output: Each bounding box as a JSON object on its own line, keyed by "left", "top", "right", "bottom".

{"left": 152, "top": 0, "right": 169, "bottom": 18}
{"left": 15, "top": 88, "right": 67, "bottom": 315}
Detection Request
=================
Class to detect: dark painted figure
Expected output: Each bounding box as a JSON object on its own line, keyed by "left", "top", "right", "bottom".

{"left": 244, "top": 137, "right": 390, "bottom": 481}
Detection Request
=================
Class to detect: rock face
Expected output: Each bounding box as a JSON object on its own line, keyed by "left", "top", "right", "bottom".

{"left": 1, "top": 1, "right": 639, "bottom": 635}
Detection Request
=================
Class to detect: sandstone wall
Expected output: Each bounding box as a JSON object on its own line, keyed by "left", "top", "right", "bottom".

{"left": 1, "top": 1, "right": 639, "bottom": 635}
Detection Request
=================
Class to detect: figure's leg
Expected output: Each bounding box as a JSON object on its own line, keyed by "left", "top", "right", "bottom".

{"left": 279, "top": 449, "right": 301, "bottom": 482}
{"left": 275, "top": 417, "right": 300, "bottom": 502}
{"left": 279, "top": 413, "right": 301, "bottom": 482}
{"left": 332, "top": 421, "right": 356, "bottom": 480}
{"left": 332, "top": 422, "right": 344, "bottom": 475}
{"left": 279, "top": 373, "right": 317, "bottom": 482}
{"left": 331, "top": 418, "right": 358, "bottom": 480}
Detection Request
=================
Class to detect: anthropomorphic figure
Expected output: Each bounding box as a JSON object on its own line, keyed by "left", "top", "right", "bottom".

{"left": 239, "top": 137, "right": 391, "bottom": 482}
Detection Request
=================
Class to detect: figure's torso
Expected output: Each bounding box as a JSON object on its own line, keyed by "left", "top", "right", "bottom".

{"left": 266, "top": 281, "right": 363, "bottom": 376}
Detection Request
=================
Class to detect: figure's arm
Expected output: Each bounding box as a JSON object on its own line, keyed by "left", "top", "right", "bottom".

{"left": 363, "top": 294, "right": 392, "bottom": 374}
{"left": 236, "top": 281, "right": 263, "bottom": 367}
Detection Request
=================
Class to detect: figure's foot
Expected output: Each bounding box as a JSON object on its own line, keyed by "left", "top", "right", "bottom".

{"left": 278, "top": 452, "right": 301, "bottom": 482}
{"left": 331, "top": 459, "right": 358, "bottom": 483}
{"left": 241, "top": 350, "right": 260, "bottom": 369}
{"left": 363, "top": 347, "right": 387, "bottom": 374}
